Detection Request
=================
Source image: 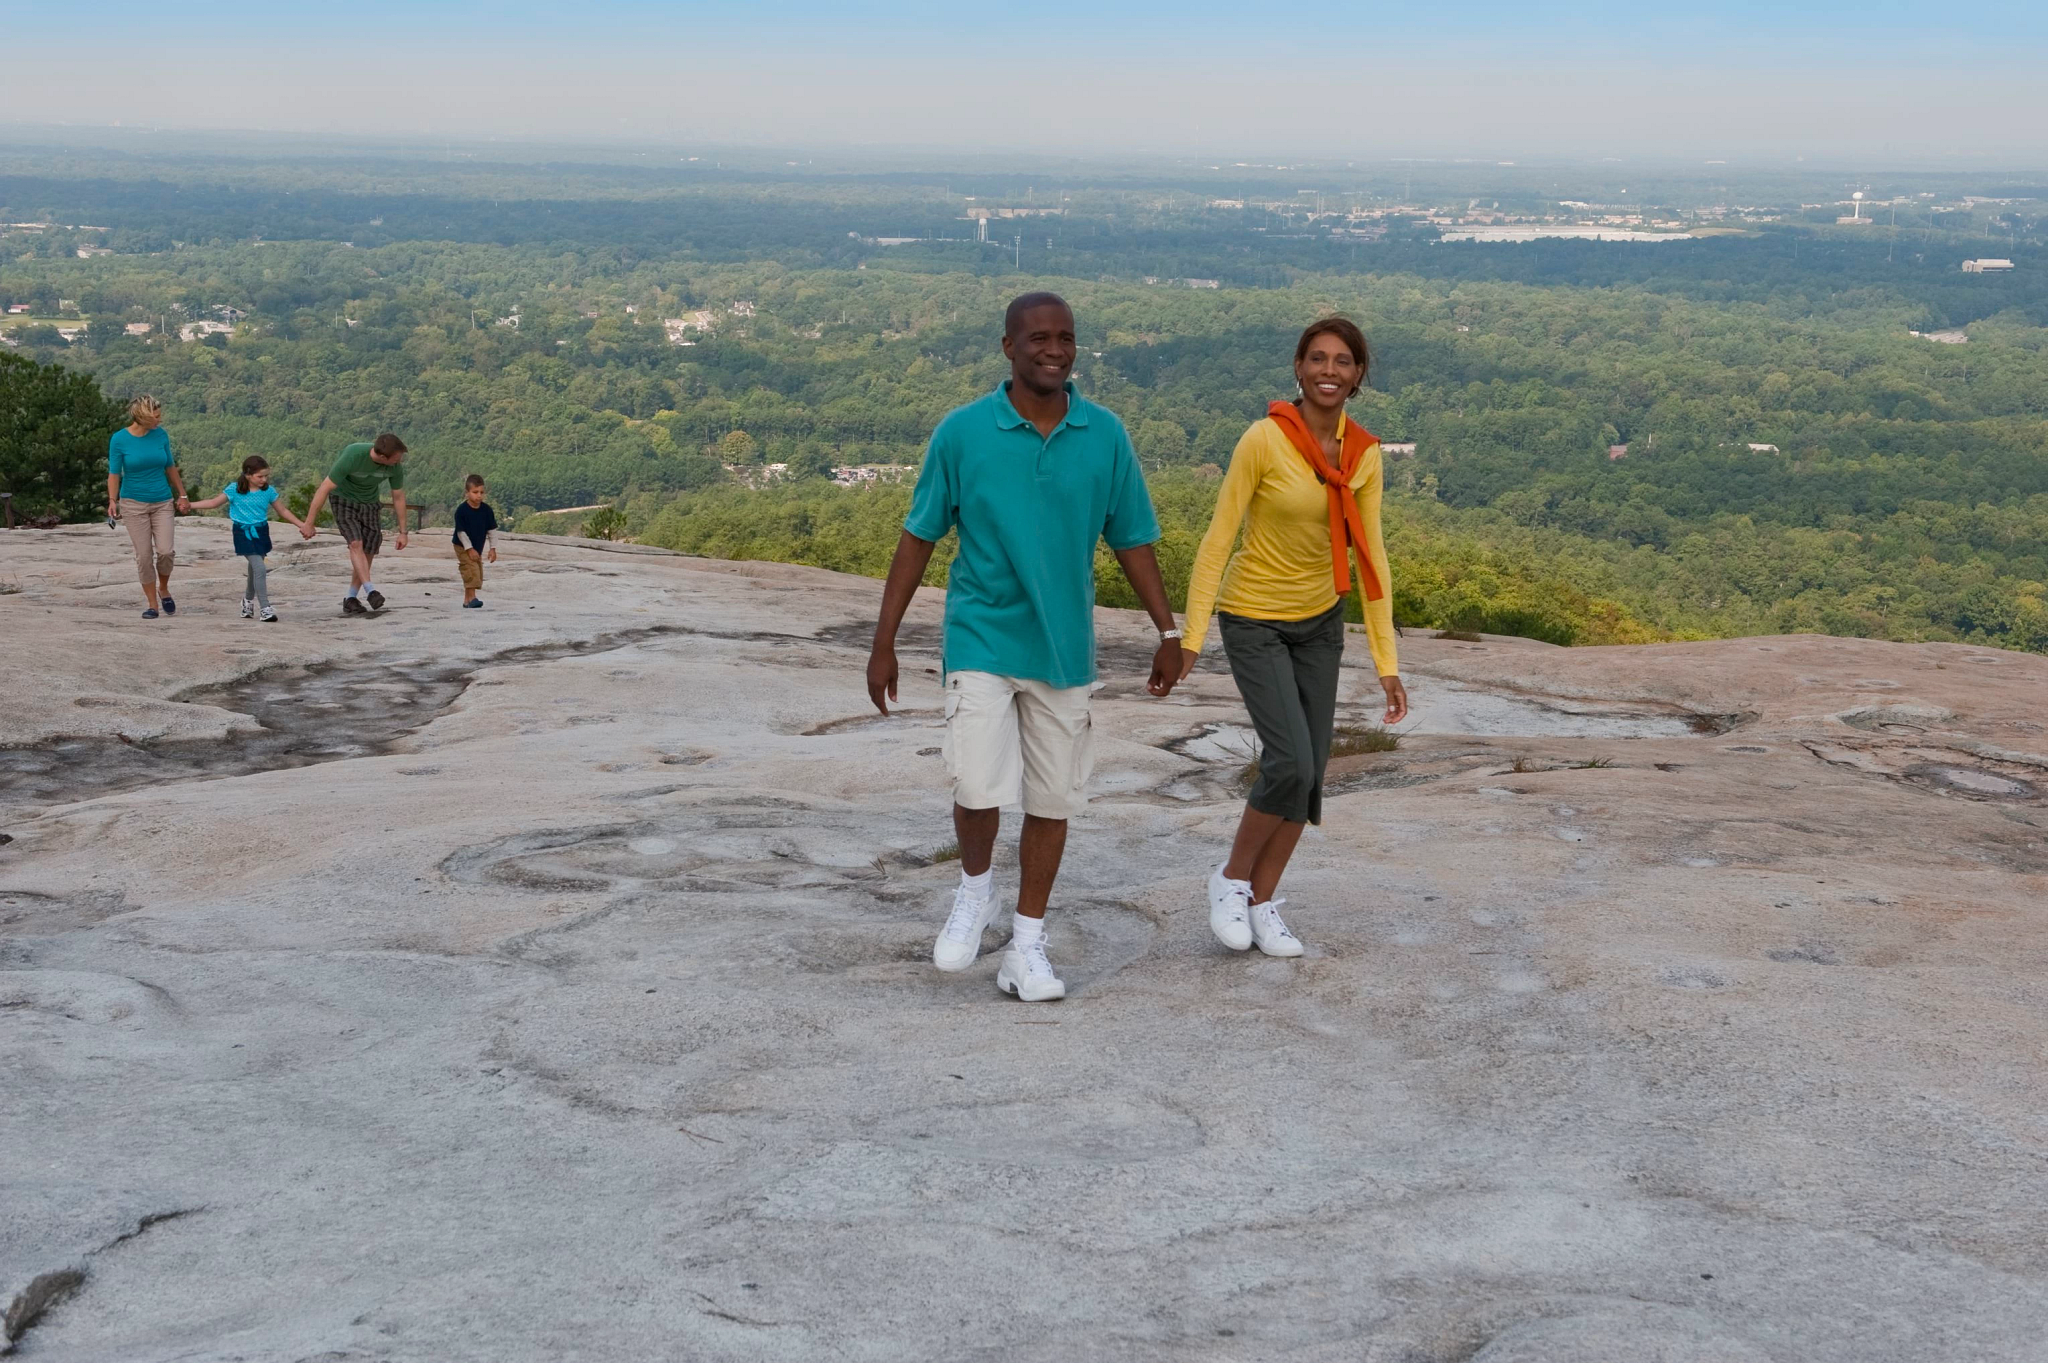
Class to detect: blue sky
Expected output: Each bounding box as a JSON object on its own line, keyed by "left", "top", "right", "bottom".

{"left": 7, "top": 1, "right": 2046, "bottom": 156}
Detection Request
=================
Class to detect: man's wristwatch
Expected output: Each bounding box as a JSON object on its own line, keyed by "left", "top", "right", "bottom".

{"left": 1159, "top": 627, "right": 1183, "bottom": 643}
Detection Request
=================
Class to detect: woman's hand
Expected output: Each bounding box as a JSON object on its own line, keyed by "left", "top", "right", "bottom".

{"left": 1380, "top": 674, "right": 1409, "bottom": 726}
{"left": 106, "top": 502, "right": 120, "bottom": 522}
{"left": 1177, "top": 647, "right": 1199, "bottom": 682}
{"left": 175, "top": 496, "right": 191, "bottom": 513}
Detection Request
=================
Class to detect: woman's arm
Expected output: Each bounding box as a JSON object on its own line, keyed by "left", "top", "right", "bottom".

{"left": 1353, "top": 449, "right": 1408, "bottom": 722}
{"left": 185, "top": 491, "right": 228, "bottom": 511}
{"left": 106, "top": 473, "right": 121, "bottom": 517}
{"left": 1179, "top": 425, "right": 1263, "bottom": 665}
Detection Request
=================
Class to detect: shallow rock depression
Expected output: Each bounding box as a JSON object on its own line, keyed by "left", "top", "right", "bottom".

{"left": 4, "top": 522, "right": 2046, "bottom": 1361}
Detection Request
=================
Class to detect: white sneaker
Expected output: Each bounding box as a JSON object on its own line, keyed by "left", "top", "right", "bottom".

{"left": 239, "top": 597, "right": 254, "bottom": 618}
{"left": 1249, "top": 897, "right": 1304, "bottom": 957}
{"left": 1208, "top": 863, "right": 1253, "bottom": 951}
{"left": 996, "top": 934, "right": 1066, "bottom": 1001}
{"left": 933, "top": 879, "right": 998, "bottom": 972}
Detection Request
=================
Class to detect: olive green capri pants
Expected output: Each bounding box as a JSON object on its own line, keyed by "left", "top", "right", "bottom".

{"left": 1219, "top": 602, "right": 1347, "bottom": 826}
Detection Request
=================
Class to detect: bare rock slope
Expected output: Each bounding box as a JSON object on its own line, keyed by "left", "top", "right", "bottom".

{"left": 3, "top": 521, "right": 2045, "bottom": 1361}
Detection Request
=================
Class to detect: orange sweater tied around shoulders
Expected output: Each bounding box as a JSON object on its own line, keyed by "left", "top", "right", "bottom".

{"left": 1265, "top": 400, "right": 1385, "bottom": 602}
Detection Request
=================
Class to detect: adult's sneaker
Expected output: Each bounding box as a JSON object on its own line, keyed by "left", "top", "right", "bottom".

{"left": 1249, "top": 897, "right": 1304, "bottom": 957}
{"left": 239, "top": 597, "right": 254, "bottom": 619}
{"left": 933, "top": 879, "right": 998, "bottom": 971}
{"left": 1208, "top": 863, "right": 1254, "bottom": 951}
{"left": 342, "top": 597, "right": 367, "bottom": 616}
{"left": 365, "top": 589, "right": 386, "bottom": 611}
{"left": 995, "top": 935, "right": 1066, "bottom": 1002}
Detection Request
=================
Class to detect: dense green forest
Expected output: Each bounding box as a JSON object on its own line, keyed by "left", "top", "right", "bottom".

{"left": 4, "top": 141, "right": 2044, "bottom": 652}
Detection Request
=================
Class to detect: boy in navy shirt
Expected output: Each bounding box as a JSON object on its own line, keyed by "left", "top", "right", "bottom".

{"left": 452, "top": 474, "right": 498, "bottom": 608}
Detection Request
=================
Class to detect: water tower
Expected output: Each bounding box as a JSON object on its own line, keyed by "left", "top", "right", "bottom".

{"left": 1851, "top": 191, "right": 1864, "bottom": 221}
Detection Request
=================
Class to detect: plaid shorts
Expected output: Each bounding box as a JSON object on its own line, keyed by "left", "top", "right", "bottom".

{"left": 331, "top": 495, "right": 383, "bottom": 555}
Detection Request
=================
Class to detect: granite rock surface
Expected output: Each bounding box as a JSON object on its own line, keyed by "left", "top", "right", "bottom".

{"left": 3, "top": 521, "right": 2045, "bottom": 1361}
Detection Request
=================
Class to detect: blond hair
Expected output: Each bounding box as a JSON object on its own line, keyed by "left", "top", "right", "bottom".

{"left": 128, "top": 395, "right": 163, "bottom": 423}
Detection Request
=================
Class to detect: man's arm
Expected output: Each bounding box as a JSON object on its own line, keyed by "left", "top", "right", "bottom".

{"left": 301, "top": 477, "right": 336, "bottom": 538}
{"left": 1112, "top": 543, "right": 1182, "bottom": 698}
{"left": 867, "top": 531, "right": 938, "bottom": 714}
{"left": 391, "top": 489, "right": 409, "bottom": 550}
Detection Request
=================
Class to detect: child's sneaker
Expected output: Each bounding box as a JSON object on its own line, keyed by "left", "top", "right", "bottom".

{"left": 365, "top": 589, "right": 386, "bottom": 611}
{"left": 463, "top": 598, "right": 483, "bottom": 609}
{"left": 260, "top": 606, "right": 278, "bottom": 622}
{"left": 239, "top": 597, "right": 254, "bottom": 618}
{"left": 342, "top": 597, "right": 367, "bottom": 616}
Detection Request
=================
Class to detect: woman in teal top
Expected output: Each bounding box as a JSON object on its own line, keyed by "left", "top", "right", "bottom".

{"left": 106, "top": 395, "right": 189, "bottom": 619}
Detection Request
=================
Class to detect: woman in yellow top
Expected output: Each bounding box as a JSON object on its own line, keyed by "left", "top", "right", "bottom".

{"left": 1177, "top": 317, "right": 1409, "bottom": 956}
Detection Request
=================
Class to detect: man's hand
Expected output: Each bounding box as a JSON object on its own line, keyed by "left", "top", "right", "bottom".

{"left": 866, "top": 645, "right": 899, "bottom": 715}
{"left": 299, "top": 521, "right": 317, "bottom": 540}
{"left": 395, "top": 528, "right": 409, "bottom": 551}
{"left": 1381, "top": 675, "right": 1410, "bottom": 726}
{"left": 1147, "top": 639, "right": 1182, "bottom": 697}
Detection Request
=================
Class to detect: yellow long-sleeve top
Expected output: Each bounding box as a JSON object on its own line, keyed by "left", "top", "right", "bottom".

{"left": 1182, "top": 414, "right": 1400, "bottom": 677}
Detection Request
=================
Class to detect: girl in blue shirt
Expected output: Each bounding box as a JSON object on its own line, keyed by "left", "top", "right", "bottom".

{"left": 186, "top": 456, "right": 309, "bottom": 622}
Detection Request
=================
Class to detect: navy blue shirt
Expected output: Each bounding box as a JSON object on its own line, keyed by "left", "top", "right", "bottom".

{"left": 452, "top": 501, "right": 498, "bottom": 550}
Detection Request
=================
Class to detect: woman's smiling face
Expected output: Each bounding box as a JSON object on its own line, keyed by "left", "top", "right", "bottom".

{"left": 1296, "top": 333, "right": 1361, "bottom": 411}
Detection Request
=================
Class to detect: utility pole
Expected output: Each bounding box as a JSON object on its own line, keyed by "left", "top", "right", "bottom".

{"left": 1014, "top": 235, "right": 1021, "bottom": 270}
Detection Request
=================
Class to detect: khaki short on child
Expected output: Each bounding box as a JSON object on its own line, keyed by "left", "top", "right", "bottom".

{"left": 457, "top": 548, "right": 484, "bottom": 591}
{"left": 941, "top": 670, "right": 1095, "bottom": 820}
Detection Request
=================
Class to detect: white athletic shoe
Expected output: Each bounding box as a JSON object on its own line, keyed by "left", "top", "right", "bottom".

{"left": 933, "top": 879, "right": 999, "bottom": 972}
{"left": 239, "top": 597, "right": 254, "bottom": 618}
{"left": 1249, "top": 897, "right": 1304, "bottom": 957}
{"left": 996, "top": 934, "right": 1066, "bottom": 1002}
{"left": 1208, "top": 863, "right": 1254, "bottom": 951}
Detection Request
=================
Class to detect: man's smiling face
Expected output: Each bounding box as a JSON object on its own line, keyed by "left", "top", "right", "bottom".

{"left": 1002, "top": 302, "right": 1077, "bottom": 398}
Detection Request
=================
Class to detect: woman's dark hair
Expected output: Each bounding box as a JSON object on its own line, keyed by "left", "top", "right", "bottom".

{"left": 235, "top": 455, "right": 269, "bottom": 495}
{"left": 1294, "top": 317, "right": 1371, "bottom": 395}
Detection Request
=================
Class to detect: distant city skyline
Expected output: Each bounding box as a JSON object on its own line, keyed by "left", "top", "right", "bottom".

{"left": 7, "top": 0, "right": 2048, "bottom": 159}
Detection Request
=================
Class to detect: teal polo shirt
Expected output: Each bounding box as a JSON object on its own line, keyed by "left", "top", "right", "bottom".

{"left": 906, "top": 380, "right": 1161, "bottom": 689}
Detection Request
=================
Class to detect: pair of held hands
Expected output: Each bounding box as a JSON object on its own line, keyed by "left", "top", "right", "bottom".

{"left": 295, "top": 518, "right": 411, "bottom": 551}
{"left": 868, "top": 637, "right": 1412, "bottom": 724}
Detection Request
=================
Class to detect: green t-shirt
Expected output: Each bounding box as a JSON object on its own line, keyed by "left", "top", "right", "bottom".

{"left": 329, "top": 442, "right": 405, "bottom": 502}
{"left": 905, "top": 381, "right": 1161, "bottom": 689}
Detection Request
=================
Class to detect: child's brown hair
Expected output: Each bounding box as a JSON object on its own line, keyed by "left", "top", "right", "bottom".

{"left": 235, "top": 455, "right": 270, "bottom": 495}
{"left": 464, "top": 474, "right": 486, "bottom": 490}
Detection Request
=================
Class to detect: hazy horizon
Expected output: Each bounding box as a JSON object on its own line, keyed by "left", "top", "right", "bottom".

{"left": 8, "top": 0, "right": 2048, "bottom": 161}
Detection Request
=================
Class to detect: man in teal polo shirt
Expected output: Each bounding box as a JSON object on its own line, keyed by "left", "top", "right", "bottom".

{"left": 867, "top": 292, "right": 1184, "bottom": 1001}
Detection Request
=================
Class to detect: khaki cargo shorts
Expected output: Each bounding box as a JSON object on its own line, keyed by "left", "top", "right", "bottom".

{"left": 942, "top": 670, "right": 1095, "bottom": 820}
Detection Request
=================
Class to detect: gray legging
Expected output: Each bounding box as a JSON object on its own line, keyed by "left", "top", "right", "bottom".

{"left": 244, "top": 553, "right": 270, "bottom": 609}
{"left": 1219, "top": 602, "right": 1347, "bottom": 825}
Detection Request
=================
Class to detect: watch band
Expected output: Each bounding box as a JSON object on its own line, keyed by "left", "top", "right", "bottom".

{"left": 1159, "top": 628, "right": 1183, "bottom": 641}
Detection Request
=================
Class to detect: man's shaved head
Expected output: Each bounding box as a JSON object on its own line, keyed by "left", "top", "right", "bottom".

{"left": 1004, "top": 291, "right": 1072, "bottom": 338}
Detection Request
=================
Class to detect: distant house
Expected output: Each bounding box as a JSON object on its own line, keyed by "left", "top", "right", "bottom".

{"left": 1961, "top": 258, "right": 2015, "bottom": 273}
{"left": 1911, "top": 329, "right": 1969, "bottom": 344}
{"left": 1183, "top": 279, "right": 1221, "bottom": 289}
{"left": 1746, "top": 443, "right": 1780, "bottom": 455}
{"left": 1379, "top": 441, "right": 1417, "bottom": 459}
{"left": 124, "top": 322, "right": 154, "bottom": 336}
{"left": 75, "top": 245, "right": 113, "bottom": 258}
{"left": 4, "top": 304, "right": 29, "bottom": 314}
{"left": 1608, "top": 445, "right": 1629, "bottom": 460}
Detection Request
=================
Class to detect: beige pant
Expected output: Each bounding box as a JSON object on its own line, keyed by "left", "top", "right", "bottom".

{"left": 942, "top": 670, "right": 1095, "bottom": 820}
{"left": 118, "top": 498, "right": 175, "bottom": 591}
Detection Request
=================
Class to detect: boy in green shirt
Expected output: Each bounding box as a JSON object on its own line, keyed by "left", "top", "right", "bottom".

{"left": 302, "top": 433, "right": 409, "bottom": 615}
{"left": 866, "top": 293, "right": 1184, "bottom": 1001}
